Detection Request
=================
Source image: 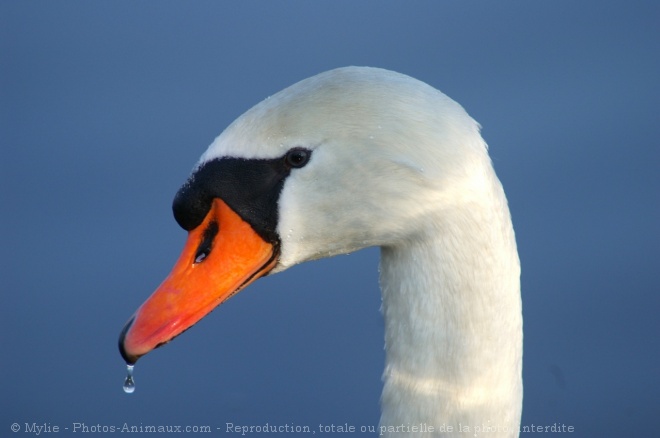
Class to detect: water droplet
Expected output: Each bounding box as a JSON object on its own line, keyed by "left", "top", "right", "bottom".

{"left": 123, "top": 364, "right": 135, "bottom": 394}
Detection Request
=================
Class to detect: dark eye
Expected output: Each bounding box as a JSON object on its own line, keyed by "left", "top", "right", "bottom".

{"left": 285, "top": 147, "right": 311, "bottom": 168}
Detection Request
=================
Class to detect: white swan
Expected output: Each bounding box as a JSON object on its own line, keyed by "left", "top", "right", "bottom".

{"left": 119, "top": 67, "right": 522, "bottom": 437}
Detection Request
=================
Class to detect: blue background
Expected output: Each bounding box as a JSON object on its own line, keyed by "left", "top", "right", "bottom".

{"left": 2, "top": 1, "right": 658, "bottom": 436}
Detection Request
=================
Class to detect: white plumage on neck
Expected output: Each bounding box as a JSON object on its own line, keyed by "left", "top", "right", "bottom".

{"left": 198, "top": 67, "right": 522, "bottom": 436}
{"left": 379, "top": 166, "right": 521, "bottom": 436}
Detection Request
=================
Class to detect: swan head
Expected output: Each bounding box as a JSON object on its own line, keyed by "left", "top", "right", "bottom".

{"left": 119, "top": 66, "right": 491, "bottom": 364}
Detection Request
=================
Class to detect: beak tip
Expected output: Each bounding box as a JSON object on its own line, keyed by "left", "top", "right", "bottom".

{"left": 118, "top": 316, "right": 139, "bottom": 365}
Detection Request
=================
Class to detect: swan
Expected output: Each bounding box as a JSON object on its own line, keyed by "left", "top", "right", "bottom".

{"left": 119, "top": 67, "right": 522, "bottom": 437}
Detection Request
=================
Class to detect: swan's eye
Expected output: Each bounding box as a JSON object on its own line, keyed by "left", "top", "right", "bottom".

{"left": 285, "top": 147, "right": 311, "bottom": 168}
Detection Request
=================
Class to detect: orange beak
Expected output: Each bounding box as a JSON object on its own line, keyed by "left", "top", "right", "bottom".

{"left": 119, "top": 198, "right": 278, "bottom": 364}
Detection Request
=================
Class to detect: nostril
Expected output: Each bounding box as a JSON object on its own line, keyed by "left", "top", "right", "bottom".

{"left": 194, "top": 249, "right": 209, "bottom": 264}
{"left": 194, "top": 221, "right": 219, "bottom": 264}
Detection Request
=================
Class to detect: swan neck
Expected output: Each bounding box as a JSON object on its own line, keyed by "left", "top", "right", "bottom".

{"left": 379, "top": 199, "right": 522, "bottom": 437}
